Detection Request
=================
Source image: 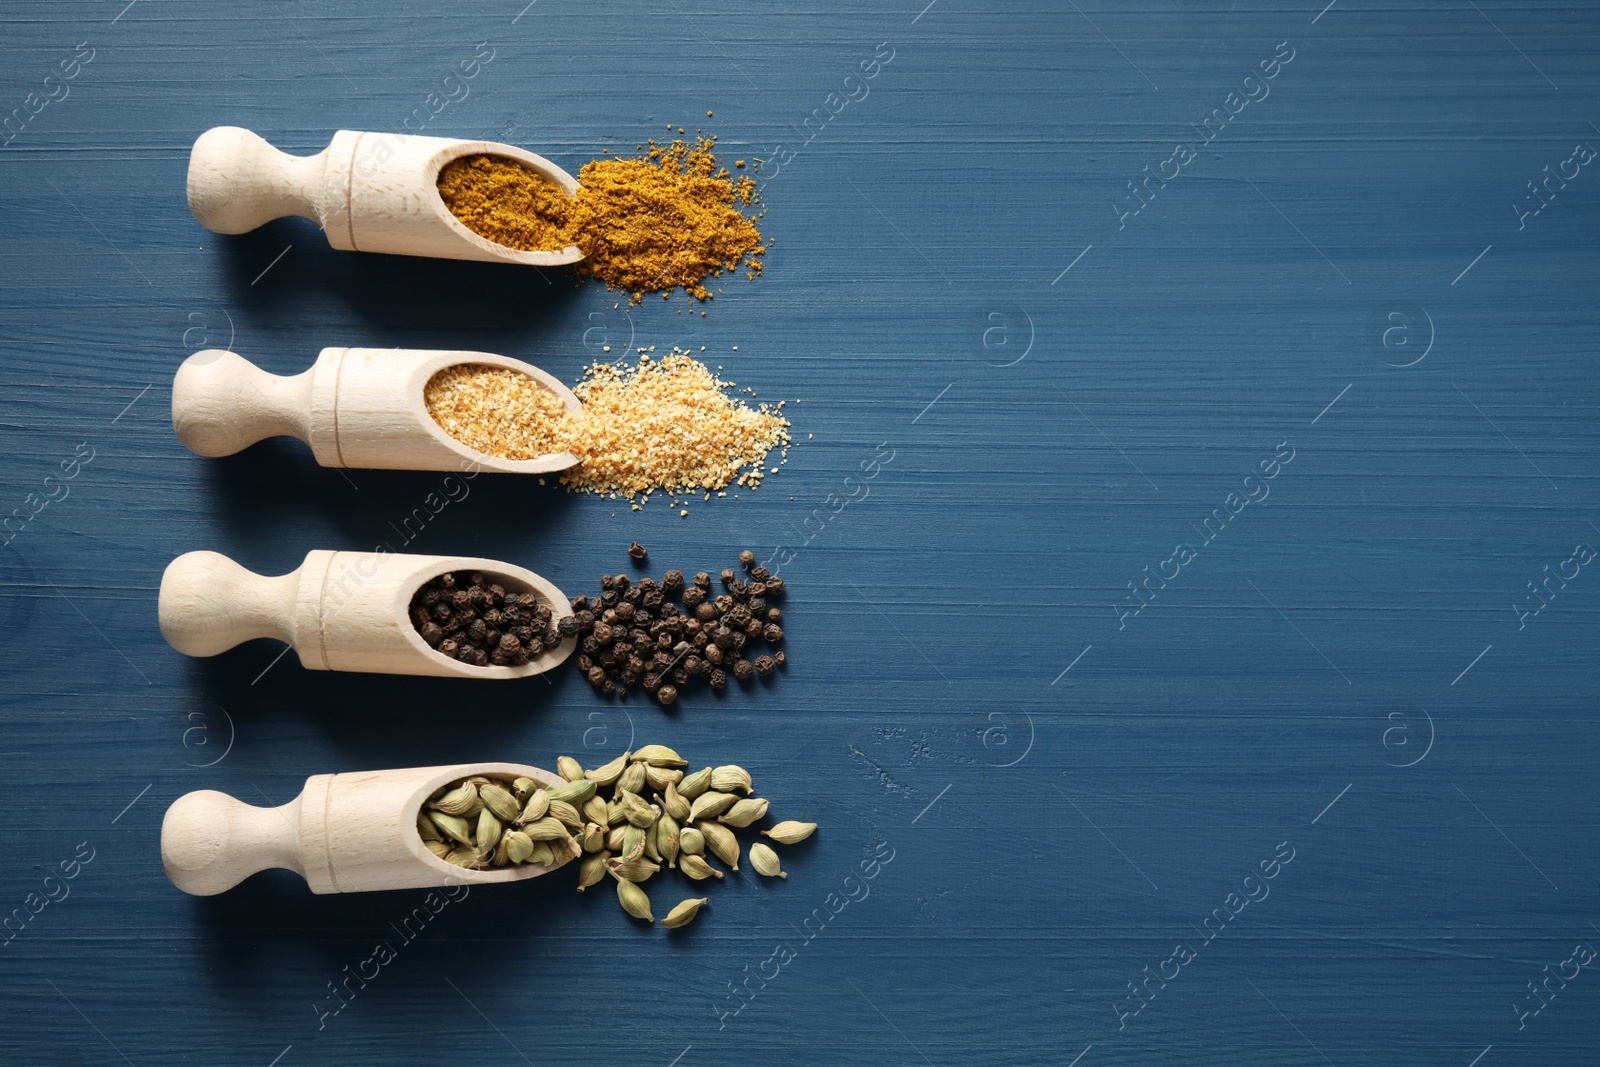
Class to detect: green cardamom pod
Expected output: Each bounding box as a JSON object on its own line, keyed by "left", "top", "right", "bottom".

{"left": 659, "top": 781, "right": 691, "bottom": 822}
{"left": 630, "top": 744, "right": 688, "bottom": 768}
{"left": 677, "top": 766, "right": 713, "bottom": 800}
{"left": 606, "top": 855, "right": 661, "bottom": 883}
{"left": 557, "top": 755, "right": 585, "bottom": 782}
{"left": 616, "top": 761, "right": 648, "bottom": 796}
{"left": 424, "top": 839, "right": 452, "bottom": 859}
{"left": 548, "top": 799, "right": 584, "bottom": 832}
{"left": 576, "top": 850, "right": 609, "bottom": 891}
{"left": 429, "top": 811, "right": 474, "bottom": 847}
{"left": 689, "top": 790, "right": 737, "bottom": 822}
{"left": 429, "top": 781, "right": 478, "bottom": 816}
{"left": 512, "top": 776, "right": 537, "bottom": 801}
{"left": 500, "top": 830, "right": 534, "bottom": 865}
{"left": 761, "top": 820, "right": 818, "bottom": 844}
{"left": 479, "top": 783, "right": 522, "bottom": 823}
{"left": 678, "top": 853, "right": 724, "bottom": 881}
{"left": 445, "top": 847, "right": 484, "bottom": 869}
{"left": 584, "top": 751, "right": 629, "bottom": 786}
{"left": 719, "top": 797, "right": 770, "bottom": 828}
{"left": 677, "top": 826, "right": 705, "bottom": 857}
{"left": 616, "top": 877, "right": 654, "bottom": 921}
{"left": 582, "top": 796, "right": 610, "bottom": 826}
{"left": 548, "top": 778, "right": 597, "bottom": 806}
{"left": 606, "top": 796, "right": 628, "bottom": 827}
{"left": 622, "top": 823, "right": 647, "bottom": 861}
{"left": 710, "top": 765, "right": 753, "bottom": 794}
{"left": 522, "top": 816, "right": 570, "bottom": 842}
{"left": 645, "top": 764, "right": 684, "bottom": 793}
{"left": 662, "top": 897, "right": 709, "bottom": 929}
{"left": 699, "top": 820, "right": 740, "bottom": 870}
{"left": 417, "top": 810, "right": 443, "bottom": 842}
{"left": 518, "top": 789, "right": 550, "bottom": 824}
{"left": 619, "top": 791, "right": 659, "bottom": 828}
{"left": 606, "top": 824, "right": 627, "bottom": 851}
{"left": 476, "top": 809, "right": 504, "bottom": 853}
{"left": 749, "top": 842, "right": 787, "bottom": 879}
{"left": 655, "top": 812, "right": 681, "bottom": 867}
{"left": 581, "top": 823, "right": 606, "bottom": 853}
{"left": 528, "top": 841, "right": 556, "bottom": 867}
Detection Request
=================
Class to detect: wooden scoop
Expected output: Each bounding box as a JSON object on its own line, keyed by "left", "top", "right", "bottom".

{"left": 186, "top": 125, "right": 582, "bottom": 266}
{"left": 161, "top": 763, "right": 573, "bottom": 895}
{"left": 158, "top": 550, "right": 573, "bottom": 679}
{"left": 172, "top": 347, "right": 581, "bottom": 474}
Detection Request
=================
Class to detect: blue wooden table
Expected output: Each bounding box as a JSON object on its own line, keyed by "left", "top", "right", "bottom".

{"left": 3, "top": 2, "right": 1597, "bottom": 1064}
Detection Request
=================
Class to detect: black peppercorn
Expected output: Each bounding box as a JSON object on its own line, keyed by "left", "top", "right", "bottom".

{"left": 693, "top": 571, "right": 712, "bottom": 589}
{"left": 467, "top": 619, "right": 488, "bottom": 643}
{"left": 739, "top": 549, "right": 755, "bottom": 568}
{"left": 628, "top": 541, "right": 648, "bottom": 562}
{"left": 727, "top": 605, "right": 751, "bottom": 628}
{"left": 526, "top": 638, "right": 544, "bottom": 657}
{"left": 577, "top": 654, "right": 593, "bottom": 672}
{"left": 557, "top": 616, "right": 578, "bottom": 637}
{"left": 643, "top": 671, "right": 662, "bottom": 692}
{"left": 745, "top": 619, "right": 763, "bottom": 639}
{"left": 457, "top": 645, "right": 477, "bottom": 663}
{"left": 420, "top": 622, "right": 443, "bottom": 647}
{"left": 643, "top": 591, "right": 664, "bottom": 612}
{"left": 696, "top": 602, "right": 717, "bottom": 623}
{"left": 732, "top": 659, "right": 754, "bottom": 682}
{"left": 755, "top": 655, "right": 775, "bottom": 677}
{"left": 720, "top": 568, "right": 736, "bottom": 585}
{"left": 657, "top": 684, "right": 678, "bottom": 706}
{"left": 749, "top": 596, "right": 767, "bottom": 614}
{"left": 728, "top": 578, "right": 749, "bottom": 598}
{"left": 587, "top": 666, "right": 607, "bottom": 687}
{"left": 773, "top": 651, "right": 786, "bottom": 667}
{"left": 764, "top": 624, "right": 783, "bottom": 643}
{"left": 600, "top": 574, "right": 616, "bottom": 589}
{"left": 673, "top": 667, "right": 690, "bottom": 686}
{"left": 615, "top": 601, "right": 636, "bottom": 621}
{"left": 602, "top": 679, "right": 616, "bottom": 696}
{"left": 705, "top": 644, "right": 724, "bottom": 665}
{"left": 490, "top": 649, "right": 509, "bottom": 666}
{"left": 709, "top": 668, "right": 727, "bottom": 689}
{"left": 438, "top": 572, "right": 457, "bottom": 589}
{"left": 713, "top": 626, "right": 735, "bottom": 650}
{"left": 766, "top": 577, "right": 786, "bottom": 596}
{"left": 713, "top": 595, "right": 734, "bottom": 615}
{"left": 432, "top": 602, "right": 451, "bottom": 622}
{"left": 767, "top": 608, "right": 783, "bottom": 623}
{"left": 750, "top": 566, "right": 770, "bottom": 582}
{"left": 614, "top": 574, "right": 631, "bottom": 592}
{"left": 544, "top": 628, "right": 560, "bottom": 649}
{"left": 747, "top": 581, "right": 767, "bottom": 599}
{"left": 682, "top": 586, "right": 706, "bottom": 608}
{"left": 487, "top": 583, "right": 505, "bottom": 604}
{"left": 439, "top": 639, "right": 459, "bottom": 658}
{"left": 662, "top": 569, "right": 685, "bottom": 595}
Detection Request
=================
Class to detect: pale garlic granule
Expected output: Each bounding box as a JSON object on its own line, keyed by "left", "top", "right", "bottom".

{"left": 424, "top": 364, "right": 574, "bottom": 461}
{"left": 423, "top": 351, "right": 790, "bottom": 502}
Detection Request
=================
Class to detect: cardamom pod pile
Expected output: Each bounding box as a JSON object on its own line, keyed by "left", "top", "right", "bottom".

{"left": 416, "top": 746, "right": 816, "bottom": 928}
{"left": 564, "top": 546, "right": 787, "bottom": 703}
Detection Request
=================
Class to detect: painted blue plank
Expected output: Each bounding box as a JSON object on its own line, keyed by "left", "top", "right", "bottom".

{"left": 1, "top": 1, "right": 1597, "bottom": 1064}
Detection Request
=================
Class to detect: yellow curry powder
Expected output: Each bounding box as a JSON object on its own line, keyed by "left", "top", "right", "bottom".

{"left": 436, "top": 136, "right": 766, "bottom": 304}
{"left": 422, "top": 352, "right": 790, "bottom": 504}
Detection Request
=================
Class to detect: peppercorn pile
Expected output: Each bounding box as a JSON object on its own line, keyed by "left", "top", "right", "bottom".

{"left": 563, "top": 546, "right": 785, "bottom": 704}
{"left": 415, "top": 746, "right": 817, "bottom": 928}
{"left": 409, "top": 571, "right": 565, "bottom": 668}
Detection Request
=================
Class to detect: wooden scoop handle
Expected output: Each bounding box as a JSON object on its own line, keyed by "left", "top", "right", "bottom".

{"left": 186, "top": 126, "right": 332, "bottom": 234}
{"left": 161, "top": 789, "right": 304, "bottom": 896}
{"left": 172, "top": 350, "right": 317, "bottom": 458}
{"left": 159, "top": 550, "right": 301, "bottom": 657}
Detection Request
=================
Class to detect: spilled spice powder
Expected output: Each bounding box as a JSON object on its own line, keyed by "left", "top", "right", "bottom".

{"left": 424, "top": 364, "right": 573, "bottom": 461}
{"left": 436, "top": 135, "right": 767, "bottom": 304}
{"left": 421, "top": 352, "right": 790, "bottom": 503}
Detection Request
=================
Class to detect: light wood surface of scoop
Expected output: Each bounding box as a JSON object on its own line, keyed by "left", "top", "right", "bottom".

{"left": 158, "top": 549, "right": 574, "bottom": 679}
{"left": 172, "top": 346, "right": 581, "bottom": 474}
{"left": 186, "top": 125, "right": 583, "bottom": 266}
{"left": 161, "top": 763, "right": 570, "bottom": 895}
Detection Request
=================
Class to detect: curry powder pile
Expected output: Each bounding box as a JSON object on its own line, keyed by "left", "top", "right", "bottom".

{"left": 436, "top": 135, "right": 767, "bottom": 304}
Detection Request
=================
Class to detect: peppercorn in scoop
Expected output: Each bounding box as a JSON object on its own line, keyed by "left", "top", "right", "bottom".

{"left": 409, "top": 571, "right": 566, "bottom": 668}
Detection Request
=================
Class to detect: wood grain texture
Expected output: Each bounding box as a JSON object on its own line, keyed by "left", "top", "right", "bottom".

{"left": 1, "top": 1, "right": 1597, "bottom": 1064}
